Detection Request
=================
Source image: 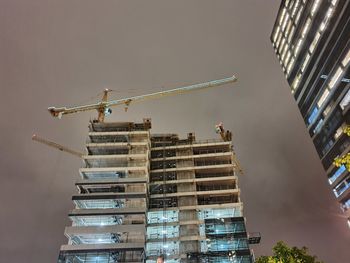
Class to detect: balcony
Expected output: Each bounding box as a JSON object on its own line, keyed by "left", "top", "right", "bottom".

{"left": 195, "top": 160, "right": 231, "bottom": 167}
{"left": 198, "top": 195, "right": 238, "bottom": 206}
{"left": 65, "top": 225, "right": 145, "bottom": 244}
{"left": 89, "top": 121, "right": 150, "bottom": 132}
{"left": 58, "top": 250, "right": 144, "bottom": 263}
{"left": 196, "top": 172, "right": 234, "bottom": 179}
{"left": 149, "top": 197, "right": 178, "bottom": 209}
{"left": 87, "top": 142, "right": 149, "bottom": 155}
{"left": 79, "top": 166, "right": 148, "bottom": 180}
{"left": 150, "top": 184, "right": 177, "bottom": 195}
{"left": 84, "top": 160, "right": 148, "bottom": 169}
{"left": 83, "top": 154, "right": 148, "bottom": 167}
{"left": 151, "top": 139, "right": 231, "bottom": 150}
{"left": 87, "top": 132, "right": 149, "bottom": 143}
{"left": 197, "top": 183, "right": 236, "bottom": 192}
{"left": 73, "top": 193, "right": 146, "bottom": 210}
{"left": 77, "top": 183, "right": 146, "bottom": 195}
{"left": 70, "top": 214, "right": 145, "bottom": 227}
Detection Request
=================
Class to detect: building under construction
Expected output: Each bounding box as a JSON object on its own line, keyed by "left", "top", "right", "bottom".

{"left": 56, "top": 119, "right": 256, "bottom": 263}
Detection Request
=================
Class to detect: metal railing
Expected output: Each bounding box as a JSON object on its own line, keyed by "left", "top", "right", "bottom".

{"left": 196, "top": 172, "right": 234, "bottom": 178}
{"left": 151, "top": 138, "right": 227, "bottom": 148}
{"left": 198, "top": 195, "right": 238, "bottom": 205}
{"left": 85, "top": 161, "right": 147, "bottom": 168}
{"left": 195, "top": 160, "right": 231, "bottom": 166}
{"left": 193, "top": 148, "right": 230, "bottom": 155}
{"left": 197, "top": 184, "right": 235, "bottom": 192}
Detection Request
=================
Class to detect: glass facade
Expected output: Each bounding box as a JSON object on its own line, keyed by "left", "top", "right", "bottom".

{"left": 271, "top": 0, "right": 350, "bottom": 227}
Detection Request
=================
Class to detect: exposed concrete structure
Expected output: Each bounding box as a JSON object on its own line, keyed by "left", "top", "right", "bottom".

{"left": 58, "top": 120, "right": 255, "bottom": 263}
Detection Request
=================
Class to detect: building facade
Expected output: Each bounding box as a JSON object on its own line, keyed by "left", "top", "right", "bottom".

{"left": 57, "top": 119, "right": 256, "bottom": 262}
{"left": 270, "top": 0, "right": 350, "bottom": 225}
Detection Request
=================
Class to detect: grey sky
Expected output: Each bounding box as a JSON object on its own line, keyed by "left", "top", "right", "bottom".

{"left": 0, "top": 0, "right": 349, "bottom": 262}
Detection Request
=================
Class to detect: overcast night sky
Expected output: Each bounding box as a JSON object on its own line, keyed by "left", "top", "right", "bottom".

{"left": 1, "top": 1, "right": 350, "bottom": 262}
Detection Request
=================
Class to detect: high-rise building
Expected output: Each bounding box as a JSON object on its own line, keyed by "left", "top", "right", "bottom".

{"left": 57, "top": 119, "right": 257, "bottom": 263}
{"left": 270, "top": 0, "right": 350, "bottom": 224}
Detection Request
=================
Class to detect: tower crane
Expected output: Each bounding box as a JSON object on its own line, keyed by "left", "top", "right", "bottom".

{"left": 35, "top": 75, "right": 237, "bottom": 157}
{"left": 32, "top": 134, "right": 84, "bottom": 158}
{"left": 37, "top": 75, "right": 252, "bottom": 262}
{"left": 48, "top": 75, "right": 237, "bottom": 122}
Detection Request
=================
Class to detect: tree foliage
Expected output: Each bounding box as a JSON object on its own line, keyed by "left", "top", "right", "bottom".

{"left": 255, "top": 241, "right": 323, "bottom": 263}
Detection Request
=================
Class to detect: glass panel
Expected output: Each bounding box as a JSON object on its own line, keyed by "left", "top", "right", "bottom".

{"left": 317, "top": 89, "right": 330, "bottom": 107}
{"left": 198, "top": 208, "right": 242, "bottom": 219}
{"left": 308, "top": 106, "right": 319, "bottom": 125}
{"left": 341, "top": 49, "right": 350, "bottom": 67}
{"left": 329, "top": 67, "right": 343, "bottom": 89}
{"left": 147, "top": 210, "right": 178, "bottom": 224}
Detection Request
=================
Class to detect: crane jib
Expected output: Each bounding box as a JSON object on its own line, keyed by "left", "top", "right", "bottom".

{"left": 48, "top": 75, "right": 237, "bottom": 118}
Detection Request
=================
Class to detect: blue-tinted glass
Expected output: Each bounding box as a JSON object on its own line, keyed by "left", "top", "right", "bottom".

{"left": 343, "top": 199, "right": 350, "bottom": 210}
{"left": 308, "top": 106, "right": 319, "bottom": 125}
{"left": 329, "top": 165, "right": 346, "bottom": 184}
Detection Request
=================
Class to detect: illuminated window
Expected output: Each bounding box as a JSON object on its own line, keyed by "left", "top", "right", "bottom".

{"left": 147, "top": 225, "right": 179, "bottom": 239}
{"left": 341, "top": 49, "right": 350, "bottom": 67}
{"left": 276, "top": 33, "right": 283, "bottom": 49}
{"left": 333, "top": 174, "right": 350, "bottom": 198}
{"left": 329, "top": 165, "right": 346, "bottom": 184}
{"left": 146, "top": 241, "right": 180, "bottom": 256}
{"left": 313, "top": 119, "right": 323, "bottom": 134}
{"left": 198, "top": 208, "right": 242, "bottom": 219}
{"left": 332, "top": 0, "right": 338, "bottom": 6}
{"left": 320, "top": 7, "right": 334, "bottom": 32}
{"left": 294, "top": 38, "right": 303, "bottom": 55}
{"left": 308, "top": 106, "right": 319, "bottom": 124}
{"left": 279, "top": 8, "right": 287, "bottom": 26}
{"left": 282, "top": 13, "right": 290, "bottom": 31}
{"left": 279, "top": 38, "right": 286, "bottom": 54}
{"left": 329, "top": 67, "right": 343, "bottom": 89}
{"left": 207, "top": 238, "right": 249, "bottom": 252}
{"left": 273, "top": 26, "right": 280, "bottom": 42}
{"left": 286, "top": 20, "right": 293, "bottom": 38}
{"left": 301, "top": 53, "right": 311, "bottom": 72}
{"left": 340, "top": 89, "right": 350, "bottom": 110}
{"left": 147, "top": 210, "right": 178, "bottom": 224}
{"left": 302, "top": 18, "right": 311, "bottom": 38}
{"left": 288, "top": 25, "right": 296, "bottom": 42}
{"left": 309, "top": 32, "right": 321, "bottom": 53}
{"left": 285, "top": 51, "right": 291, "bottom": 66}
{"left": 334, "top": 124, "right": 345, "bottom": 140}
{"left": 295, "top": 7, "right": 303, "bottom": 24}
{"left": 317, "top": 89, "right": 330, "bottom": 107}
{"left": 311, "top": 0, "right": 321, "bottom": 17}
{"left": 342, "top": 198, "right": 350, "bottom": 210}
{"left": 287, "top": 57, "right": 295, "bottom": 74}
{"left": 281, "top": 44, "right": 289, "bottom": 61}
{"left": 291, "top": 0, "right": 300, "bottom": 18}
{"left": 323, "top": 105, "right": 332, "bottom": 117}
{"left": 292, "top": 74, "right": 301, "bottom": 91}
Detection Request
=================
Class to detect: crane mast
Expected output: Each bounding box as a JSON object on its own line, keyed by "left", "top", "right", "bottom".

{"left": 48, "top": 75, "right": 237, "bottom": 122}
